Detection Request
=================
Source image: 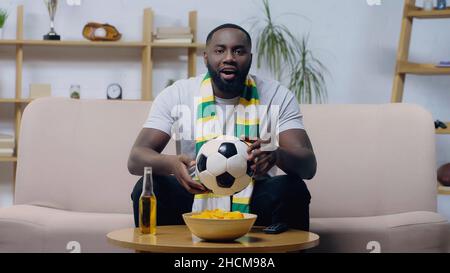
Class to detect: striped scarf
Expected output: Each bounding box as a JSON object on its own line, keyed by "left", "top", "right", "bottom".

{"left": 192, "top": 73, "right": 260, "bottom": 213}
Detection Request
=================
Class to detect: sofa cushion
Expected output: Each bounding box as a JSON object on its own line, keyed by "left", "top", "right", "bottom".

{"left": 0, "top": 205, "right": 133, "bottom": 253}
{"left": 301, "top": 104, "right": 437, "bottom": 217}
{"left": 15, "top": 98, "right": 177, "bottom": 214}
{"left": 310, "top": 211, "right": 449, "bottom": 253}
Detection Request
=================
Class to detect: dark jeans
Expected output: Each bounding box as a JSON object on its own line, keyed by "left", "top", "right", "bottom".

{"left": 131, "top": 174, "right": 311, "bottom": 231}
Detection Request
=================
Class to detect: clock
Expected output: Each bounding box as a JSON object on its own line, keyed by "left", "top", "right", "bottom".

{"left": 107, "top": 83, "right": 122, "bottom": 100}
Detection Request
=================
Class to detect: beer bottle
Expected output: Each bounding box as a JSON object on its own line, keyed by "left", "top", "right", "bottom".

{"left": 139, "top": 166, "right": 157, "bottom": 234}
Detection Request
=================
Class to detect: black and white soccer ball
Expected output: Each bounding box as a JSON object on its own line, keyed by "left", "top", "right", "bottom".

{"left": 195, "top": 135, "right": 253, "bottom": 195}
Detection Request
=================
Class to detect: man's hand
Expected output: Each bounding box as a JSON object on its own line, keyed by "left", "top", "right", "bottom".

{"left": 171, "top": 154, "right": 210, "bottom": 194}
{"left": 247, "top": 138, "right": 278, "bottom": 177}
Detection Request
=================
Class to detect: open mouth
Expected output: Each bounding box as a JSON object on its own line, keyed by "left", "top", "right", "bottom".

{"left": 220, "top": 68, "right": 238, "bottom": 81}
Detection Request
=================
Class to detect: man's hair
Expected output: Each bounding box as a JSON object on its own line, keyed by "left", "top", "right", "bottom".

{"left": 206, "top": 23, "right": 252, "bottom": 47}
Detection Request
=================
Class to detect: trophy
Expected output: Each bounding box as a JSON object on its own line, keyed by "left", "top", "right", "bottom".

{"left": 43, "top": 0, "right": 61, "bottom": 40}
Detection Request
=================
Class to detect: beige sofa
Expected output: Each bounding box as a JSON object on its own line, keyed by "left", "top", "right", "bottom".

{"left": 0, "top": 97, "right": 448, "bottom": 252}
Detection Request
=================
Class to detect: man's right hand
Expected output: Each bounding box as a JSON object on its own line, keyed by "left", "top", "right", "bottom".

{"left": 171, "top": 154, "right": 209, "bottom": 194}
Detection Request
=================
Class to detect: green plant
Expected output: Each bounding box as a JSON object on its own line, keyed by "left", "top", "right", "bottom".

{"left": 166, "top": 79, "right": 175, "bottom": 87}
{"left": 0, "top": 9, "right": 8, "bottom": 28}
{"left": 250, "top": 0, "right": 328, "bottom": 104}
{"left": 289, "top": 36, "right": 328, "bottom": 104}
{"left": 253, "top": 0, "right": 296, "bottom": 80}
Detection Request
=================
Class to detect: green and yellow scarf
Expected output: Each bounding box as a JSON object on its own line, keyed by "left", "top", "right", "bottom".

{"left": 192, "top": 73, "right": 260, "bottom": 213}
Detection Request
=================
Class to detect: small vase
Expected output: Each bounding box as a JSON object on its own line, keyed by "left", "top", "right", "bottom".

{"left": 423, "top": 0, "right": 434, "bottom": 11}
{"left": 0, "top": 28, "right": 4, "bottom": 39}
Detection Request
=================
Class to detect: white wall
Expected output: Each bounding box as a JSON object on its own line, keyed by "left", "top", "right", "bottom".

{"left": 1, "top": 0, "right": 450, "bottom": 207}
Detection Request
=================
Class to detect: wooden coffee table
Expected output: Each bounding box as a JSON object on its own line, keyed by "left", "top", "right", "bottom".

{"left": 107, "top": 226, "right": 319, "bottom": 253}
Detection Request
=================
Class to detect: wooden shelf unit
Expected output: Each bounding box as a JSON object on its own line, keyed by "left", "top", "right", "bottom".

{"left": 407, "top": 7, "right": 450, "bottom": 18}
{"left": 0, "top": 5, "right": 205, "bottom": 191}
{"left": 0, "top": 98, "right": 33, "bottom": 104}
{"left": 0, "top": 157, "right": 17, "bottom": 163}
{"left": 436, "top": 123, "right": 450, "bottom": 134}
{"left": 397, "top": 61, "right": 450, "bottom": 75}
{"left": 0, "top": 40, "right": 147, "bottom": 47}
{"left": 391, "top": 0, "right": 450, "bottom": 134}
{"left": 1, "top": 40, "right": 207, "bottom": 48}
{"left": 438, "top": 184, "right": 450, "bottom": 195}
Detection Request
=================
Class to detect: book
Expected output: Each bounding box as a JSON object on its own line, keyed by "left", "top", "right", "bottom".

{"left": 436, "top": 61, "right": 450, "bottom": 68}
{"left": 438, "top": 184, "right": 450, "bottom": 195}
{"left": 153, "top": 38, "right": 193, "bottom": 44}
{"left": 155, "top": 33, "right": 193, "bottom": 39}
{"left": 0, "top": 148, "right": 14, "bottom": 157}
{"left": 29, "top": 83, "right": 52, "bottom": 99}
{"left": 0, "top": 133, "right": 14, "bottom": 141}
{"left": 0, "top": 134, "right": 15, "bottom": 149}
{"left": 156, "top": 27, "right": 191, "bottom": 35}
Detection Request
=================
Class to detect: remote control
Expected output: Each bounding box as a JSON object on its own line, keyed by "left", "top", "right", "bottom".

{"left": 263, "top": 223, "right": 289, "bottom": 234}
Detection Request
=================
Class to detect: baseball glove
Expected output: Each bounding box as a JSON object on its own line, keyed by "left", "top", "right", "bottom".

{"left": 82, "top": 22, "right": 122, "bottom": 42}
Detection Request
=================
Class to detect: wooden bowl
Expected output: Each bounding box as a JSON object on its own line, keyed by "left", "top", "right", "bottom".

{"left": 182, "top": 212, "right": 257, "bottom": 241}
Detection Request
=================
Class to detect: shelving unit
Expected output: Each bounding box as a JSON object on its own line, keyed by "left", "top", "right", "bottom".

{"left": 0, "top": 99, "right": 33, "bottom": 103}
{"left": 0, "top": 5, "right": 205, "bottom": 192}
{"left": 0, "top": 157, "right": 17, "bottom": 163}
{"left": 391, "top": 0, "right": 450, "bottom": 135}
{"left": 0, "top": 40, "right": 147, "bottom": 47}
{"left": 438, "top": 185, "right": 450, "bottom": 195}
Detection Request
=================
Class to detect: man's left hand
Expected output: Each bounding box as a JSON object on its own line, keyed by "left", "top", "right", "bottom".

{"left": 247, "top": 138, "right": 278, "bottom": 177}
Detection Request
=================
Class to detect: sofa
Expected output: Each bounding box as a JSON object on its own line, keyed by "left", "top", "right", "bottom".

{"left": 0, "top": 97, "right": 448, "bottom": 252}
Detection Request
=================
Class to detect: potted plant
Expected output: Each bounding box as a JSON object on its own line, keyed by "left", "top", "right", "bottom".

{"left": 289, "top": 36, "right": 328, "bottom": 104}
{"left": 249, "top": 0, "right": 328, "bottom": 104}
{"left": 0, "top": 8, "right": 8, "bottom": 39}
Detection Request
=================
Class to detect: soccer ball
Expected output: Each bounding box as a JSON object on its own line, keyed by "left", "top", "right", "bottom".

{"left": 195, "top": 135, "right": 253, "bottom": 195}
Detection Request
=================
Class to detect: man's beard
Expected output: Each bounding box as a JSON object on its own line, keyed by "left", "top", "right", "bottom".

{"left": 207, "top": 62, "right": 251, "bottom": 95}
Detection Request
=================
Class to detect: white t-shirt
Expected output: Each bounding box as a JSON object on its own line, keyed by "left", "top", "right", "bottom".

{"left": 143, "top": 73, "right": 304, "bottom": 175}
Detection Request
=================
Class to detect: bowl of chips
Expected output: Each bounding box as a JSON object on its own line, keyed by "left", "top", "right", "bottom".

{"left": 182, "top": 209, "right": 257, "bottom": 241}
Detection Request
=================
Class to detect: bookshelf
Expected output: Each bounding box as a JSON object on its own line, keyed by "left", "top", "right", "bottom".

{"left": 391, "top": 0, "right": 450, "bottom": 135}
{"left": 0, "top": 5, "right": 205, "bottom": 193}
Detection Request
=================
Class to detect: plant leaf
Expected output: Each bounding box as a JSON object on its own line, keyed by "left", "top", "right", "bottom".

{"left": 252, "top": 0, "right": 328, "bottom": 103}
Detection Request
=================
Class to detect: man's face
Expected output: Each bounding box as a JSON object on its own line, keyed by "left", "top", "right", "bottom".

{"left": 204, "top": 28, "right": 252, "bottom": 95}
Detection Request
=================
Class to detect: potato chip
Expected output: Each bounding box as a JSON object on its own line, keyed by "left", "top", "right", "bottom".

{"left": 191, "top": 209, "right": 244, "bottom": 219}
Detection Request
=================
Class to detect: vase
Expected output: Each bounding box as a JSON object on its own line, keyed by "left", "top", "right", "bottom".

{"left": 423, "top": 0, "right": 434, "bottom": 11}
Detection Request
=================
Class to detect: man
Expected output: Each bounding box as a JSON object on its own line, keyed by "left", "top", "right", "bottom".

{"left": 128, "top": 24, "right": 316, "bottom": 231}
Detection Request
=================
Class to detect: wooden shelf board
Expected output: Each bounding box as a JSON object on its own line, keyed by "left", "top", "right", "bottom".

{"left": 1, "top": 40, "right": 147, "bottom": 48}
{"left": 438, "top": 185, "right": 450, "bottom": 195}
{"left": 0, "top": 157, "right": 17, "bottom": 162}
{"left": 0, "top": 40, "right": 20, "bottom": 46}
{"left": 1, "top": 40, "right": 207, "bottom": 49}
{"left": 408, "top": 7, "right": 450, "bottom": 19}
{"left": 436, "top": 122, "right": 450, "bottom": 134}
{"left": 121, "top": 99, "right": 152, "bottom": 102}
{"left": 0, "top": 98, "right": 152, "bottom": 103}
{"left": 88, "top": 98, "right": 153, "bottom": 101}
{"left": 23, "top": 40, "right": 147, "bottom": 48}
{"left": 0, "top": 98, "right": 34, "bottom": 103}
{"left": 151, "top": 42, "right": 205, "bottom": 48}
{"left": 397, "top": 62, "right": 450, "bottom": 75}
